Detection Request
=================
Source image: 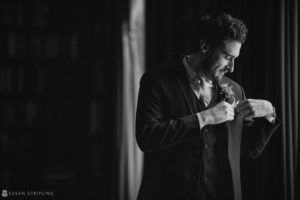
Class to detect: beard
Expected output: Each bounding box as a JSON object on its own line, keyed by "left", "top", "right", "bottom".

{"left": 202, "top": 57, "right": 228, "bottom": 81}
{"left": 201, "top": 53, "right": 219, "bottom": 81}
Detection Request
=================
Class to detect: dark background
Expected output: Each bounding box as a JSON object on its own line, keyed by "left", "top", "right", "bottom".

{"left": 0, "top": 0, "right": 285, "bottom": 200}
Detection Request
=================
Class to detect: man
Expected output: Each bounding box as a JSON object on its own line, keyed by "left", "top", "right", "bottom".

{"left": 135, "top": 13, "right": 280, "bottom": 200}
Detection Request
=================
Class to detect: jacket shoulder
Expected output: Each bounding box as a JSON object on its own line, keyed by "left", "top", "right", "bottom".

{"left": 141, "top": 64, "right": 181, "bottom": 84}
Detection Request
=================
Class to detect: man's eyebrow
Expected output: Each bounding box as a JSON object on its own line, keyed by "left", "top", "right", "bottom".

{"left": 221, "top": 50, "right": 238, "bottom": 58}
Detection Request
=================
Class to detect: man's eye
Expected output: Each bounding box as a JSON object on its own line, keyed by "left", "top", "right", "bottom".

{"left": 224, "top": 55, "right": 231, "bottom": 60}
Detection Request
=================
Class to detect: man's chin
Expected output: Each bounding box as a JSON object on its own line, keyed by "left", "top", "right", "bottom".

{"left": 213, "top": 74, "right": 223, "bottom": 81}
{"left": 207, "top": 71, "right": 224, "bottom": 81}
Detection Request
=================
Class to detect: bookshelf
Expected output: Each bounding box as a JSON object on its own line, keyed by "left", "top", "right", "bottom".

{"left": 0, "top": 1, "right": 110, "bottom": 199}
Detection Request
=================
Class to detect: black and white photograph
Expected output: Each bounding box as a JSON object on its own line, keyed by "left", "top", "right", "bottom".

{"left": 0, "top": 0, "right": 298, "bottom": 200}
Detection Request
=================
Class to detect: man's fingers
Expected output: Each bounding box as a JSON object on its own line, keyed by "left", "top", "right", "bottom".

{"left": 237, "top": 107, "right": 253, "bottom": 117}
{"left": 224, "top": 101, "right": 234, "bottom": 107}
{"left": 236, "top": 103, "right": 251, "bottom": 115}
{"left": 226, "top": 108, "right": 234, "bottom": 116}
{"left": 244, "top": 116, "right": 254, "bottom": 121}
{"left": 236, "top": 99, "right": 249, "bottom": 107}
{"left": 232, "top": 100, "right": 240, "bottom": 108}
{"left": 244, "top": 112, "right": 254, "bottom": 120}
{"left": 226, "top": 108, "right": 235, "bottom": 119}
{"left": 236, "top": 99, "right": 256, "bottom": 109}
{"left": 227, "top": 112, "right": 234, "bottom": 118}
{"left": 227, "top": 116, "right": 234, "bottom": 121}
{"left": 223, "top": 102, "right": 235, "bottom": 120}
{"left": 236, "top": 101, "right": 249, "bottom": 112}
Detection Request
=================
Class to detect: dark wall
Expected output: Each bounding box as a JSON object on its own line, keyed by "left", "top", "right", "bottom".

{"left": 0, "top": 1, "right": 125, "bottom": 199}
{"left": 0, "top": 0, "right": 284, "bottom": 200}
{"left": 146, "top": 0, "right": 283, "bottom": 200}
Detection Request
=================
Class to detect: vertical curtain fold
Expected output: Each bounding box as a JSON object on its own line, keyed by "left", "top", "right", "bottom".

{"left": 118, "top": 0, "right": 145, "bottom": 200}
{"left": 291, "top": 0, "right": 298, "bottom": 181}
{"left": 279, "top": 0, "right": 298, "bottom": 200}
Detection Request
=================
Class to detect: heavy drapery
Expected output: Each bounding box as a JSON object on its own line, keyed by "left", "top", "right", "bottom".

{"left": 279, "top": 0, "right": 298, "bottom": 200}
{"left": 115, "top": 0, "right": 298, "bottom": 199}
{"left": 117, "top": 0, "right": 145, "bottom": 200}
{"left": 144, "top": 1, "right": 298, "bottom": 200}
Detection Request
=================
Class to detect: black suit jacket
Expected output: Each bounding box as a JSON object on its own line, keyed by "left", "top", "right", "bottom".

{"left": 135, "top": 60, "right": 280, "bottom": 200}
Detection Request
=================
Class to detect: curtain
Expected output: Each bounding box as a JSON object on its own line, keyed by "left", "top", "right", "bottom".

{"left": 117, "top": 0, "right": 145, "bottom": 200}
{"left": 133, "top": 0, "right": 298, "bottom": 200}
{"left": 279, "top": 0, "right": 298, "bottom": 200}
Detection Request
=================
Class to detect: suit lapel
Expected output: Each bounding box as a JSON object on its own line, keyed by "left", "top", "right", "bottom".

{"left": 174, "top": 62, "right": 197, "bottom": 114}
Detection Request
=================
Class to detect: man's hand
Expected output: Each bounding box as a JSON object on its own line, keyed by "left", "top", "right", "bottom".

{"left": 235, "top": 99, "right": 273, "bottom": 120}
{"left": 200, "top": 101, "right": 235, "bottom": 126}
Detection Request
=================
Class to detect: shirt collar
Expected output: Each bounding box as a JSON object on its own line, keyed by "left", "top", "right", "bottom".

{"left": 182, "top": 55, "right": 216, "bottom": 87}
{"left": 183, "top": 55, "right": 198, "bottom": 82}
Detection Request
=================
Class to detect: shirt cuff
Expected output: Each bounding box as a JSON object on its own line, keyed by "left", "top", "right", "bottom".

{"left": 265, "top": 116, "right": 276, "bottom": 124}
{"left": 196, "top": 112, "right": 205, "bottom": 130}
{"left": 265, "top": 106, "right": 276, "bottom": 124}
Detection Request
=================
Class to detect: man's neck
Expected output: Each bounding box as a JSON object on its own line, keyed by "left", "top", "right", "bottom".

{"left": 187, "top": 53, "right": 212, "bottom": 82}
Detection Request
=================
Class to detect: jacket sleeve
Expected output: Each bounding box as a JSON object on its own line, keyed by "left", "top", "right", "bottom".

{"left": 240, "top": 86, "right": 281, "bottom": 159}
{"left": 244, "top": 118, "right": 280, "bottom": 159}
{"left": 136, "top": 73, "right": 200, "bottom": 152}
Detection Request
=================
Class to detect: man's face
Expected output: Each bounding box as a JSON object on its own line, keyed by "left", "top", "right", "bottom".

{"left": 202, "top": 40, "right": 241, "bottom": 81}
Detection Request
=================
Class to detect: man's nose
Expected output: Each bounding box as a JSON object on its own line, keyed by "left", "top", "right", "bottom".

{"left": 228, "top": 59, "right": 234, "bottom": 73}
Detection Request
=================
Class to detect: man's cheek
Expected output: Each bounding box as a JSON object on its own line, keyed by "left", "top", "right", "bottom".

{"left": 216, "top": 67, "right": 223, "bottom": 74}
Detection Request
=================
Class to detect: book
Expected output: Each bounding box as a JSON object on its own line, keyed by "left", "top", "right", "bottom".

{"left": 16, "top": 67, "right": 25, "bottom": 94}
{"left": 70, "top": 33, "right": 78, "bottom": 60}
{"left": 45, "top": 35, "right": 59, "bottom": 59}
{"left": 31, "top": 35, "right": 43, "bottom": 58}
{"left": 1, "top": 3, "right": 14, "bottom": 26}
{"left": 16, "top": 3, "right": 23, "bottom": 27}
{"left": 33, "top": 2, "right": 48, "bottom": 27}
{"left": 7, "top": 32, "right": 16, "bottom": 57}
{"left": 16, "top": 34, "right": 27, "bottom": 57}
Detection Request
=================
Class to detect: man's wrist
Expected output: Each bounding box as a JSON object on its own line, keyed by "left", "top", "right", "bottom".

{"left": 197, "top": 111, "right": 212, "bottom": 129}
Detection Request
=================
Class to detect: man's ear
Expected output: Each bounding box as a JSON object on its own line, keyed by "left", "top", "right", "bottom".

{"left": 200, "top": 40, "right": 210, "bottom": 53}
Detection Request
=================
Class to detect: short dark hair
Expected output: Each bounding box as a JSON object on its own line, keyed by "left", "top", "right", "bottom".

{"left": 187, "top": 12, "right": 248, "bottom": 53}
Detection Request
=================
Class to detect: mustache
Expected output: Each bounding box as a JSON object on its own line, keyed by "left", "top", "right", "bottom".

{"left": 220, "top": 67, "right": 228, "bottom": 73}
{"left": 221, "top": 66, "right": 231, "bottom": 73}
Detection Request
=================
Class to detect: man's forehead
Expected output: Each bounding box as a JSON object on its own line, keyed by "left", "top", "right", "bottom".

{"left": 220, "top": 40, "right": 241, "bottom": 57}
